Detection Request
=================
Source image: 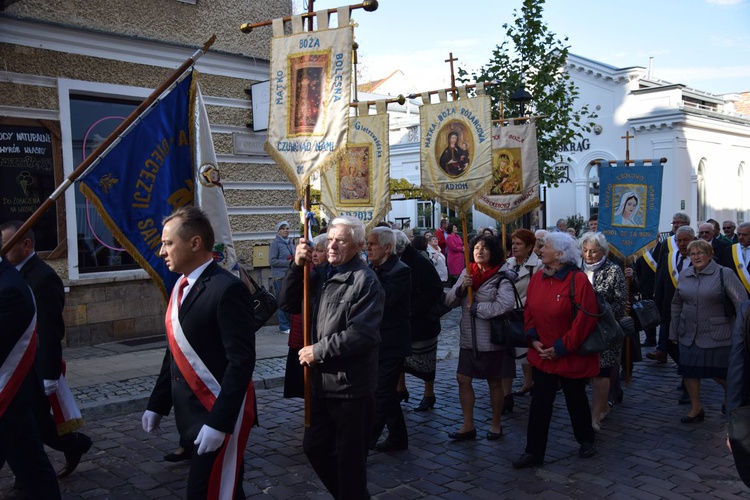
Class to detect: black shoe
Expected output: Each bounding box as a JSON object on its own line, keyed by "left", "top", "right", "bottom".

{"left": 164, "top": 446, "right": 192, "bottom": 462}
{"left": 678, "top": 391, "right": 691, "bottom": 405}
{"left": 502, "top": 394, "right": 514, "bottom": 415}
{"left": 512, "top": 453, "right": 543, "bottom": 469}
{"left": 414, "top": 396, "right": 436, "bottom": 412}
{"left": 448, "top": 428, "right": 476, "bottom": 441}
{"left": 374, "top": 439, "right": 408, "bottom": 452}
{"left": 579, "top": 441, "right": 597, "bottom": 458}
{"left": 513, "top": 385, "right": 534, "bottom": 397}
{"left": 397, "top": 390, "right": 410, "bottom": 404}
{"left": 58, "top": 433, "right": 93, "bottom": 478}
{"left": 680, "top": 409, "right": 705, "bottom": 423}
{"left": 486, "top": 429, "right": 503, "bottom": 441}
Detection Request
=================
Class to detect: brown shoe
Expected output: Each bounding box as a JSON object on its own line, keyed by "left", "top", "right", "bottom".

{"left": 646, "top": 350, "right": 667, "bottom": 363}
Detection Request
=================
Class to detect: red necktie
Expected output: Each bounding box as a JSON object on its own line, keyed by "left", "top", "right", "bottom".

{"left": 177, "top": 277, "right": 189, "bottom": 308}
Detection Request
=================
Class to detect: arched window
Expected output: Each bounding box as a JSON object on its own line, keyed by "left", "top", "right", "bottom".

{"left": 588, "top": 163, "right": 600, "bottom": 218}
{"left": 697, "top": 160, "right": 707, "bottom": 222}
{"left": 739, "top": 163, "right": 746, "bottom": 224}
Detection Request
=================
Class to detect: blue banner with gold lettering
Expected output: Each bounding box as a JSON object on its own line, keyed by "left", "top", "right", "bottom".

{"left": 597, "top": 160, "right": 664, "bottom": 263}
{"left": 79, "top": 72, "right": 194, "bottom": 299}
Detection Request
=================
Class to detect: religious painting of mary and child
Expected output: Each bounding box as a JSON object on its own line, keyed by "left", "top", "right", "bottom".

{"left": 489, "top": 147, "right": 523, "bottom": 195}
{"left": 611, "top": 185, "right": 647, "bottom": 228}
{"left": 435, "top": 121, "right": 473, "bottom": 178}
{"left": 288, "top": 54, "right": 328, "bottom": 136}
{"left": 337, "top": 145, "right": 371, "bottom": 204}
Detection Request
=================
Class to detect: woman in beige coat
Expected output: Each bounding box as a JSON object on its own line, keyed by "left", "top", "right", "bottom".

{"left": 670, "top": 239, "right": 748, "bottom": 423}
{"left": 444, "top": 234, "right": 516, "bottom": 440}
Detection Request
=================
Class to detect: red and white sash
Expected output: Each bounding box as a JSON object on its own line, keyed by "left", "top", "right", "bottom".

{"left": 0, "top": 311, "right": 37, "bottom": 417}
{"left": 165, "top": 281, "right": 255, "bottom": 500}
{"left": 50, "top": 361, "right": 85, "bottom": 435}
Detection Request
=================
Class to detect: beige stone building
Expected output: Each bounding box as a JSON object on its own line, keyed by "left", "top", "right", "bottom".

{"left": 0, "top": 0, "right": 293, "bottom": 345}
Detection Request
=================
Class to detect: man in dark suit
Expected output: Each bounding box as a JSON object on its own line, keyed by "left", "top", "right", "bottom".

{"left": 142, "top": 207, "right": 257, "bottom": 499}
{"left": 721, "top": 222, "right": 750, "bottom": 298}
{"left": 1, "top": 220, "right": 92, "bottom": 478}
{"left": 0, "top": 256, "right": 61, "bottom": 499}
{"left": 649, "top": 226, "right": 696, "bottom": 362}
{"left": 698, "top": 222, "right": 729, "bottom": 262}
{"left": 367, "top": 227, "right": 411, "bottom": 452}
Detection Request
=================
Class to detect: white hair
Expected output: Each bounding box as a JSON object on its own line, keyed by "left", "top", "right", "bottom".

{"left": 329, "top": 216, "right": 366, "bottom": 244}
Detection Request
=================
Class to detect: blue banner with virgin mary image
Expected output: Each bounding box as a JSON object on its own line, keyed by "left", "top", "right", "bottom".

{"left": 597, "top": 160, "right": 664, "bottom": 262}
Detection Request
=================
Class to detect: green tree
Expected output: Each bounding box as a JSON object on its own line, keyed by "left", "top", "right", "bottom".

{"left": 459, "top": 0, "right": 596, "bottom": 187}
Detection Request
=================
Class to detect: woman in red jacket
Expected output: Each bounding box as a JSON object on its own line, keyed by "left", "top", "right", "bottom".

{"left": 512, "top": 232, "right": 600, "bottom": 468}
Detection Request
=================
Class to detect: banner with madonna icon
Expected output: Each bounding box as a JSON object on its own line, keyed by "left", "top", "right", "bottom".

{"left": 475, "top": 120, "right": 540, "bottom": 223}
{"left": 320, "top": 101, "right": 390, "bottom": 231}
{"left": 265, "top": 8, "right": 353, "bottom": 196}
{"left": 419, "top": 85, "right": 492, "bottom": 214}
{"left": 597, "top": 160, "right": 664, "bottom": 262}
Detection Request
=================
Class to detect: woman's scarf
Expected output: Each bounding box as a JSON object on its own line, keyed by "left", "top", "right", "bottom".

{"left": 470, "top": 263, "right": 501, "bottom": 290}
{"left": 582, "top": 255, "right": 607, "bottom": 284}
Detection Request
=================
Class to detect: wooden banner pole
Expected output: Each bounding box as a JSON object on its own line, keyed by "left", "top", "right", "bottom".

{"left": 240, "top": 0, "right": 379, "bottom": 33}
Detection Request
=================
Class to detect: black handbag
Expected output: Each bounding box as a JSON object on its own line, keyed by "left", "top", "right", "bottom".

{"left": 631, "top": 299, "right": 661, "bottom": 330}
{"left": 570, "top": 272, "right": 624, "bottom": 356}
{"left": 238, "top": 266, "right": 278, "bottom": 326}
{"left": 489, "top": 279, "right": 526, "bottom": 348}
{"left": 427, "top": 291, "right": 453, "bottom": 322}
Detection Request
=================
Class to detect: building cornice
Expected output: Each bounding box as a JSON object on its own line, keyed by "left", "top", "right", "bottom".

{"left": 566, "top": 53, "right": 644, "bottom": 86}
{"left": 0, "top": 16, "right": 269, "bottom": 81}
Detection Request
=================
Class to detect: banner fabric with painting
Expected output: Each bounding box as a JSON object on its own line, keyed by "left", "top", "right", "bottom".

{"left": 265, "top": 9, "right": 353, "bottom": 196}
{"left": 320, "top": 101, "right": 390, "bottom": 231}
{"left": 419, "top": 85, "right": 493, "bottom": 214}
{"left": 475, "top": 120, "right": 540, "bottom": 223}
{"left": 597, "top": 160, "right": 664, "bottom": 262}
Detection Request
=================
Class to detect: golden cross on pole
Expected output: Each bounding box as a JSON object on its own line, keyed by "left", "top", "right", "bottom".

{"left": 621, "top": 130, "right": 634, "bottom": 161}
{"left": 445, "top": 52, "right": 458, "bottom": 100}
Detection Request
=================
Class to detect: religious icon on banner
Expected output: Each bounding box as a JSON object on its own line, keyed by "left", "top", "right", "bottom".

{"left": 436, "top": 124, "right": 471, "bottom": 178}
{"left": 611, "top": 186, "right": 645, "bottom": 227}
{"left": 338, "top": 144, "right": 371, "bottom": 204}
{"left": 489, "top": 148, "right": 523, "bottom": 195}
{"left": 289, "top": 57, "right": 325, "bottom": 136}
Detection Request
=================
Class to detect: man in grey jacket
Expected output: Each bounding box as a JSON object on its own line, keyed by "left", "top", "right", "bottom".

{"left": 278, "top": 215, "right": 384, "bottom": 500}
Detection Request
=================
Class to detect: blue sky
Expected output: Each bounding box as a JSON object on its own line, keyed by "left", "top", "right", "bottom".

{"left": 302, "top": 0, "right": 750, "bottom": 95}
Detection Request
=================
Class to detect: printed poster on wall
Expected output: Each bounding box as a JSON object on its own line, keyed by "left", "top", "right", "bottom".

{"left": 265, "top": 9, "right": 353, "bottom": 196}
{"left": 419, "top": 86, "right": 492, "bottom": 214}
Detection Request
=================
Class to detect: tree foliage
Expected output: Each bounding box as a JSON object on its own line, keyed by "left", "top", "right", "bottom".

{"left": 458, "top": 0, "right": 596, "bottom": 187}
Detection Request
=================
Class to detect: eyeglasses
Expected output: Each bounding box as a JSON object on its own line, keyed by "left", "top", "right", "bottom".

{"left": 698, "top": 231, "right": 712, "bottom": 235}
{"left": 688, "top": 251, "right": 708, "bottom": 257}
{"left": 723, "top": 227, "right": 734, "bottom": 230}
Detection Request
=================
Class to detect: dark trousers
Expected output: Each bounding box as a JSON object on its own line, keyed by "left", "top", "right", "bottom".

{"left": 525, "top": 368, "right": 595, "bottom": 459}
{"left": 657, "top": 322, "right": 680, "bottom": 363}
{"left": 0, "top": 395, "right": 60, "bottom": 499}
{"left": 32, "top": 390, "right": 90, "bottom": 458}
{"left": 371, "top": 356, "right": 408, "bottom": 446}
{"left": 304, "top": 396, "right": 373, "bottom": 500}
{"left": 187, "top": 446, "right": 245, "bottom": 500}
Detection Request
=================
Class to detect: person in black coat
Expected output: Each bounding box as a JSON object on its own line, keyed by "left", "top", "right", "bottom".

{"left": 367, "top": 227, "right": 412, "bottom": 452}
{"left": 395, "top": 230, "right": 443, "bottom": 411}
{"left": 143, "top": 207, "right": 257, "bottom": 499}
{"left": 1, "top": 221, "right": 93, "bottom": 479}
{"left": 0, "top": 257, "right": 61, "bottom": 499}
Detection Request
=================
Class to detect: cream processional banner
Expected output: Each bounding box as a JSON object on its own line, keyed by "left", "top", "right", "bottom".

{"left": 475, "top": 120, "right": 540, "bottom": 223}
{"left": 419, "top": 85, "right": 492, "bottom": 214}
{"left": 320, "top": 101, "right": 390, "bottom": 231}
{"left": 265, "top": 9, "right": 353, "bottom": 196}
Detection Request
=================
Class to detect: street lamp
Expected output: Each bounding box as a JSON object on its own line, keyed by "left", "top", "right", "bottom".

{"left": 510, "top": 86, "right": 533, "bottom": 117}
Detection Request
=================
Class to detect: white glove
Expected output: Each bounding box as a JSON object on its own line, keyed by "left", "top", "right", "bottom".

{"left": 141, "top": 410, "right": 164, "bottom": 435}
{"left": 43, "top": 379, "right": 59, "bottom": 396}
{"left": 194, "top": 424, "right": 226, "bottom": 455}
